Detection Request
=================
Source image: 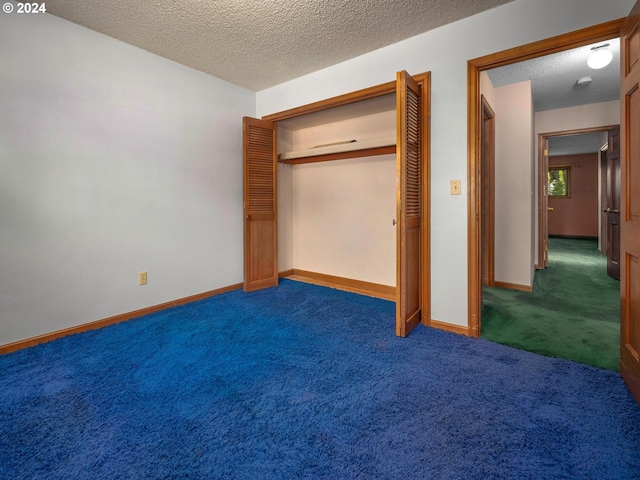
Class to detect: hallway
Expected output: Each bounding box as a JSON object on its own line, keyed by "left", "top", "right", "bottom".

{"left": 481, "top": 237, "right": 620, "bottom": 370}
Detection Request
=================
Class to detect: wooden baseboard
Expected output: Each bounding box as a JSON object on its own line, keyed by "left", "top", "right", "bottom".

{"left": 0, "top": 283, "right": 243, "bottom": 355}
{"left": 549, "top": 235, "right": 598, "bottom": 240}
{"left": 281, "top": 270, "right": 470, "bottom": 336}
{"left": 494, "top": 281, "right": 533, "bottom": 292}
{"left": 428, "top": 319, "right": 472, "bottom": 336}
{"left": 281, "top": 269, "right": 396, "bottom": 301}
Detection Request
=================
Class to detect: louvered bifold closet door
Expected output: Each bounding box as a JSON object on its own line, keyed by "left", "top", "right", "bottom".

{"left": 243, "top": 117, "right": 278, "bottom": 292}
{"left": 396, "top": 71, "right": 423, "bottom": 337}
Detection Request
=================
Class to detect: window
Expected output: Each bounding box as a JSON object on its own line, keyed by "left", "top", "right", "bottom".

{"left": 548, "top": 166, "right": 570, "bottom": 197}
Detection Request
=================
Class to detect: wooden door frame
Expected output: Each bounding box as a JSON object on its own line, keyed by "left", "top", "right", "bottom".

{"left": 481, "top": 95, "right": 496, "bottom": 287}
{"left": 600, "top": 145, "right": 609, "bottom": 255}
{"left": 262, "top": 72, "right": 431, "bottom": 328}
{"left": 539, "top": 136, "right": 550, "bottom": 269}
{"left": 605, "top": 126, "right": 621, "bottom": 280}
{"left": 620, "top": 2, "right": 640, "bottom": 405}
{"left": 467, "top": 18, "right": 624, "bottom": 337}
{"left": 537, "top": 126, "right": 619, "bottom": 270}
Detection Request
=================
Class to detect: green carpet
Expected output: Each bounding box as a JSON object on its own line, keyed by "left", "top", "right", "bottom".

{"left": 481, "top": 237, "right": 620, "bottom": 370}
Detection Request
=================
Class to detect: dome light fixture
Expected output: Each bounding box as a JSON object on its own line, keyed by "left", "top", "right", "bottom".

{"left": 588, "top": 44, "right": 613, "bottom": 69}
{"left": 577, "top": 76, "right": 593, "bottom": 85}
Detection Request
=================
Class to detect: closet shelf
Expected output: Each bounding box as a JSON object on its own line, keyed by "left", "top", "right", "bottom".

{"left": 278, "top": 137, "right": 396, "bottom": 165}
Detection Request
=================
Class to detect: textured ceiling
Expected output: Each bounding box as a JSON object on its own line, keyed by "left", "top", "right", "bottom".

{"left": 488, "top": 38, "right": 620, "bottom": 156}
{"left": 548, "top": 132, "right": 608, "bottom": 156}
{"left": 487, "top": 38, "right": 620, "bottom": 113}
{"left": 45, "top": 0, "right": 616, "bottom": 156}
{"left": 45, "top": 0, "right": 513, "bottom": 92}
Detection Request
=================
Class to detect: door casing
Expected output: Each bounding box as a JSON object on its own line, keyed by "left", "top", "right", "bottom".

{"left": 537, "top": 126, "right": 618, "bottom": 272}
{"left": 467, "top": 18, "right": 625, "bottom": 337}
{"left": 481, "top": 95, "right": 496, "bottom": 288}
{"left": 257, "top": 72, "right": 431, "bottom": 336}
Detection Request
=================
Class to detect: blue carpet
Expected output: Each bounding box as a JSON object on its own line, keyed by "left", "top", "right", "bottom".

{"left": 1, "top": 279, "right": 639, "bottom": 479}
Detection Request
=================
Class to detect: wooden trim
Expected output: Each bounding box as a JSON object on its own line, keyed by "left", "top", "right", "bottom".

{"left": 537, "top": 125, "right": 619, "bottom": 270}
{"left": 287, "top": 269, "right": 396, "bottom": 301}
{"left": 264, "top": 70, "right": 431, "bottom": 328}
{"left": 467, "top": 18, "right": 625, "bottom": 338}
{"left": 262, "top": 72, "right": 431, "bottom": 122}
{"left": 468, "top": 59, "right": 482, "bottom": 338}
{"left": 494, "top": 281, "right": 533, "bottom": 292}
{"left": 548, "top": 234, "right": 598, "bottom": 240}
{"left": 541, "top": 125, "right": 620, "bottom": 138}
{"left": 481, "top": 95, "right": 496, "bottom": 288}
{"left": 278, "top": 145, "right": 396, "bottom": 165}
{"left": 263, "top": 72, "right": 430, "bottom": 124}
{"left": 620, "top": 3, "right": 640, "bottom": 406}
{"left": 537, "top": 134, "right": 548, "bottom": 270}
{"left": 470, "top": 18, "right": 625, "bottom": 70}
{"left": 263, "top": 81, "right": 396, "bottom": 122}
{"left": 548, "top": 165, "right": 572, "bottom": 198}
{"left": 421, "top": 72, "right": 432, "bottom": 327}
{"left": 0, "top": 283, "right": 243, "bottom": 355}
{"left": 278, "top": 269, "right": 295, "bottom": 277}
{"left": 429, "top": 319, "right": 472, "bottom": 336}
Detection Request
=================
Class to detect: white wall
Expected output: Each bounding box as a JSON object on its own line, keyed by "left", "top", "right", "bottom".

{"left": 481, "top": 74, "right": 538, "bottom": 288}
{"left": 257, "top": 0, "right": 633, "bottom": 327}
{"left": 277, "top": 101, "right": 396, "bottom": 285}
{"left": 536, "top": 101, "right": 621, "bottom": 134}
{"left": 277, "top": 164, "right": 294, "bottom": 271}
{"left": 292, "top": 156, "right": 396, "bottom": 286}
{"left": 0, "top": 13, "right": 255, "bottom": 345}
{"left": 480, "top": 71, "right": 497, "bottom": 110}
{"left": 494, "top": 81, "right": 535, "bottom": 287}
{"left": 1, "top": 0, "right": 633, "bottom": 345}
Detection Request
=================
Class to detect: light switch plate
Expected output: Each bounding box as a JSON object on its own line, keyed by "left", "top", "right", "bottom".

{"left": 451, "top": 180, "right": 461, "bottom": 195}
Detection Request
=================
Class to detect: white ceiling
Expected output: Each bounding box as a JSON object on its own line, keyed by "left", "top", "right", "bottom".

{"left": 45, "top": 0, "right": 513, "bottom": 92}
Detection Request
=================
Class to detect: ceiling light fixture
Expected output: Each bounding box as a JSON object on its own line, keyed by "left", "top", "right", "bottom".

{"left": 577, "top": 76, "right": 593, "bottom": 85}
{"left": 588, "top": 44, "right": 613, "bottom": 69}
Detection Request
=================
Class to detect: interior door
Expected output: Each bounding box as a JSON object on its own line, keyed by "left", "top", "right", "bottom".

{"left": 542, "top": 138, "right": 550, "bottom": 268}
{"left": 605, "top": 127, "right": 621, "bottom": 280}
{"left": 620, "top": 1, "right": 640, "bottom": 406}
{"left": 243, "top": 117, "right": 278, "bottom": 292}
{"left": 396, "top": 71, "right": 423, "bottom": 337}
{"left": 481, "top": 96, "right": 496, "bottom": 287}
{"left": 600, "top": 146, "right": 609, "bottom": 255}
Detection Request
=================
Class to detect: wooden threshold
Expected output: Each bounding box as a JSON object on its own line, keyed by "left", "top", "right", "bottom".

{"left": 0, "top": 283, "right": 243, "bottom": 355}
{"left": 280, "top": 269, "right": 396, "bottom": 301}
